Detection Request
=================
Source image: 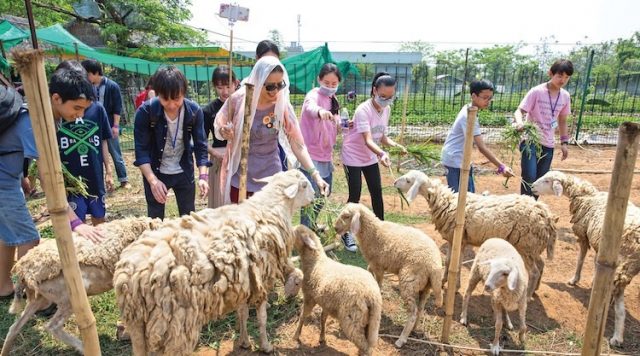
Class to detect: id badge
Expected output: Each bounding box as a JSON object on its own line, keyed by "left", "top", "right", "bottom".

{"left": 551, "top": 120, "right": 558, "bottom": 129}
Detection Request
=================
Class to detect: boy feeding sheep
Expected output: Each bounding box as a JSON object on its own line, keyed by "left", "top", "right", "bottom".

{"left": 441, "top": 79, "right": 514, "bottom": 193}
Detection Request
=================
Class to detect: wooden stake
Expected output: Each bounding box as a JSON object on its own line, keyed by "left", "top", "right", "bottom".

{"left": 238, "top": 83, "right": 254, "bottom": 202}
{"left": 12, "top": 49, "right": 101, "bottom": 355}
{"left": 396, "top": 81, "right": 410, "bottom": 172}
{"left": 581, "top": 122, "right": 640, "bottom": 356}
{"left": 441, "top": 105, "right": 477, "bottom": 344}
{"left": 227, "top": 28, "right": 234, "bottom": 126}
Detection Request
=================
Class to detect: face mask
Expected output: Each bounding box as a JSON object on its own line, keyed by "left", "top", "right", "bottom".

{"left": 375, "top": 95, "right": 393, "bottom": 107}
{"left": 318, "top": 85, "right": 338, "bottom": 97}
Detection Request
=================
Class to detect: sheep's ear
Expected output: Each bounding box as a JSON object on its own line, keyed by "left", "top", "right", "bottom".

{"left": 406, "top": 179, "right": 421, "bottom": 203}
{"left": 301, "top": 232, "right": 317, "bottom": 249}
{"left": 350, "top": 211, "right": 361, "bottom": 235}
{"left": 284, "top": 183, "right": 299, "bottom": 199}
{"left": 508, "top": 267, "right": 519, "bottom": 291}
{"left": 479, "top": 259, "right": 493, "bottom": 266}
{"left": 254, "top": 175, "right": 274, "bottom": 184}
{"left": 552, "top": 181, "right": 563, "bottom": 196}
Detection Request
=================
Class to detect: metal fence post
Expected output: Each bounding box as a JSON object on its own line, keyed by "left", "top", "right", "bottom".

{"left": 575, "top": 49, "right": 595, "bottom": 141}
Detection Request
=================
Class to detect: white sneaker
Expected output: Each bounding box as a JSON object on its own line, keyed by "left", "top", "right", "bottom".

{"left": 341, "top": 232, "right": 358, "bottom": 252}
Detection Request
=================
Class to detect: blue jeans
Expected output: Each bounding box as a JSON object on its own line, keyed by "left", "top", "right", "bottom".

{"left": 107, "top": 136, "right": 128, "bottom": 183}
{"left": 299, "top": 169, "right": 332, "bottom": 229}
{"left": 520, "top": 142, "right": 554, "bottom": 198}
{"left": 444, "top": 166, "right": 475, "bottom": 193}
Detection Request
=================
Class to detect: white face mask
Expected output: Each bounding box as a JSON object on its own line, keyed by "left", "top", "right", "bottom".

{"left": 374, "top": 95, "right": 393, "bottom": 107}
{"left": 318, "top": 85, "right": 338, "bottom": 97}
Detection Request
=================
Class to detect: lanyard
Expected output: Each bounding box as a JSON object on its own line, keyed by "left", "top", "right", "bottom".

{"left": 170, "top": 117, "right": 180, "bottom": 149}
{"left": 548, "top": 89, "right": 561, "bottom": 118}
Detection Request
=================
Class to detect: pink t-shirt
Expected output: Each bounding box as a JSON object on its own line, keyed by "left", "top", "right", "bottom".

{"left": 341, "top": 99, "right": 390, "bottom": 167}
{"left": 519, "top": 83, "right": 571, "bottom": 148}
{"left": 300, "top": 88, "right": 338, "bottom": 162}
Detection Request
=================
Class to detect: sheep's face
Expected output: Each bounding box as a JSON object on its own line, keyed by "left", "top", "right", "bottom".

{"left": 284, "top": 267, "right": 303, "bottom": 297}
{"left": 293, "top": 225, "right": 318, "bottom": 253}
{"left": 333, "top": 203, "right": 362, "bottom": 235}
{"left": 484, "top": 259, "right": 520, "bottom": 292}
{"left": 531, "top": 171, "right": 564, "bottom": 197}
{"left": 394, "top": 170, "right": 428, "bottom": 202}
{"left": 261, "top": 170, "right": 315, "bottom": 208}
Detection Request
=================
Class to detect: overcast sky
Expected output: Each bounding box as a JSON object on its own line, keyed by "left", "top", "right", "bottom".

{"left": 188, "top": 0, "right": 638, "bottom": 54}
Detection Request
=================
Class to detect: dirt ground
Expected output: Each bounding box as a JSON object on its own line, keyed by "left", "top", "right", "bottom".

{"left": 198, "top": 144, "right": 640, "bottom": 356}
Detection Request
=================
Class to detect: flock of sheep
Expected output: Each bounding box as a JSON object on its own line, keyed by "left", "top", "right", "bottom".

{"left": 1, "top": 168, "right": 638, "bottom": 355}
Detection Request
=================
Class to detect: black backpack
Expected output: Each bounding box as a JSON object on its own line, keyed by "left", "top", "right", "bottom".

{"left": 0, "top": 86, "right": 23, "bottom": 136}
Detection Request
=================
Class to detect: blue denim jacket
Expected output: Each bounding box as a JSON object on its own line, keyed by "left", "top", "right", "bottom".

{"left": 99, "top": 77, "right": 123, "bottom": 127}
{"left": 133, "top": 98, "right": 210, "bottom": 181}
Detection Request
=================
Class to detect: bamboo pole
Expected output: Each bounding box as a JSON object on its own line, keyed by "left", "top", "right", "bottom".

{"left": 228, "top": 28, "right": 234, "bottom": 127}
{"left": 581, "top": 122, "right": 640, "bottom": 356}
{"left": 396, "top": 82, "right": 410, "bottom": 172}
{"left": 12, "top": 49, "right": 101, "bottom": 355}
{"left": 238, "top": 83, "right": 254, "bottom": 202}
{"left": 441, "top": 105, "right": 477, "bottom": 344}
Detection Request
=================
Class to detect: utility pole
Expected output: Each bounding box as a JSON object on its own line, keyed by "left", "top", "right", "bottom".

{"left": 297, "top": 14, "right": 301, "bottom": 48}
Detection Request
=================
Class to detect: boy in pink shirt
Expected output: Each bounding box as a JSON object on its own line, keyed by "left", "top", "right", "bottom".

{"left": 513, "top": 59, "right": 573, "bottom": 197}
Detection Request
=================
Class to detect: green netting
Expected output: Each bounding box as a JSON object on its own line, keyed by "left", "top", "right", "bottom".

{"left": 282, "top": 43, "right": 359, "bottom": 93}
{"left": 0, "top": 20, "right": 27, "bottom": 49}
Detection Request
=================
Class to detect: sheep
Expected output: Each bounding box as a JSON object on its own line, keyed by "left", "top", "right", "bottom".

{"left": 459, "top": 238, "right": 528, "bottom": 356}
{"left": 292, "top": 225, "right": 381, "bottom": 355}
{"left": 532, "top": 170, "right": 640, "bottom": 347}
{"left": 333, "top": 203, "right": 443, "bottom": 348}
{"left": 1, "top": 216, "right": 162, "bottom": 356}
{"left": 393, "top": 170, "right": 557, "bottom": 298}
{"left": 113, "top": 169, "right": 315, "bottom": 356}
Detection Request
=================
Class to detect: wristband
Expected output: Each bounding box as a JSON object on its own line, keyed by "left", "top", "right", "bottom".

{"left": 113, "top": 124, "right": 119, "bottom": 128}
{"left": 70, "top": 218, "right": 83, "bottom": 231}
{"left": 377, "top": 151, "right": 387, "bottom": 159}
{"left": 306, "top": 166, "right": 317, "bottom": 175}
{"left": 198, "top": 173, "right": 209, "bottom": 180}
{"left": 561, "top": 141, "right": 569, "bottom": 146}
{"left": 496, "top": 164, "right": 506, "bottom": 174}
{"left": 560, "top": 135, "right": 569, "bottom": 142}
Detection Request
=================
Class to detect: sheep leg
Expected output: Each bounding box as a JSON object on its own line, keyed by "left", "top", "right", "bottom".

{"left": 518, "top": 300, "right": 527, "bottom": 345}
{"left": 534, "top": 257, "right": 545, "bottom": 291}
{"left": 490, "top": 301, "right": 503, "bottom": 356}
{"left": 367, "top": 266, "right": 384, "bottom": 288}
{"left": 45, "top": 304, "right": 83, "bottom": 354}
{"left": 526, "top": 261, "right": 540, "bottom": 300}
{"left": 129, "top": 323, "right": 147, "bottom": 356}
{"left": 442, "top": 243, "right": 452, "bottom": 286}
{"left": 415, "top": 288, "right": 431, "bottom": 330}
{"left": 395, "top": 295, "right": 418, "bottom": 348}
{"left": 0, "top": 296, "right": 50, "bottom": 356}
{"left": 319, "top": 309, "right": 328, "bottom": 345}
{"left": 257, "top": 300, "right": 273, "bottom": 353}
{"left": 235, "top": 304, "right": 251, "bottom": 349}
{"left": 294, "top": 299, "right": 315, "bottom": 345}
{"left": 503, "top": 307, "right": 513, "bottom": 330}
{"left": 459, "top": 269, "right": 481, "bottom": 326}
{"left": 609, "top": 290, "right": 625, "bottom": 347}
{"left": 568, "top": 237, "right": 589, "bottom": 285}
{"left": 339, "top": 314, "right": 370, "bottom": 356}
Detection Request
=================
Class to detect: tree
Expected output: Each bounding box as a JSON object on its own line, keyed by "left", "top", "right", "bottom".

{"left": 267, "top": 29, "right": 285, "bottom": 53}
{"left": 399, "top": 40, "right": 434, "bottom": 62}
{"left": 1, "top": 0, "right": 205, "bottom": 52}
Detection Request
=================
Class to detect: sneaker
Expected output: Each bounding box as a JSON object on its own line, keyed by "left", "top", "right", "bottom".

{"left": 120, "top": 182, "right": 132, "bottom": 190}
{"left": 341, "top": 232, "right": 358, "bottom": 252}
{"left": 35, "top": 303, "right": 57, "bottom": 318}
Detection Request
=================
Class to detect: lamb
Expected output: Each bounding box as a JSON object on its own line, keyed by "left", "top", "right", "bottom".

{"left": 292, "top": 225, "right": 381, "bottom": 355}
{"left": 1, "top": 216, "right": 162, "bottom": 356}
{"left": 532, "top": 170, "right": 640, "bottom": 346}
{"left": 113, "top": 169, "right": 315, "bottom": 355}
{"left": 459, "top": 238, "right": 528, "bottom": 356}
{"left": 333, "top": 203, "right": 443, "bottom": 348}
{"left": 394, "top": 170, "right": 557, "bottom": 298}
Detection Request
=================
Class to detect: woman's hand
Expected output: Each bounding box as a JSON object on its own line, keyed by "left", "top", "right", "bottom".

{"left": 318, "top": 109, "right": 334, "bottom": 121}
{"left": 312, "top": 171, "right": 329, "bottom": 196}
{"left": 396, "top": 144, "right": 408, "bottom": 154}
{"left": 220, "top": 123, "right": 234, "bottom": 140}
{"left": 379, "top": 152, "right": 391, "bottom": 167}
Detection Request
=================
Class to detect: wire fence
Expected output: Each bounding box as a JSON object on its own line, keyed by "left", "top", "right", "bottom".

{"left": 103, "top": 49, "right": 639, "bottom": 151}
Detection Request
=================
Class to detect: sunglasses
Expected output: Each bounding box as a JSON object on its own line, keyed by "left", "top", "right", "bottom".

{"left": 264, "top": 81, "right": 287, "bottom": 92}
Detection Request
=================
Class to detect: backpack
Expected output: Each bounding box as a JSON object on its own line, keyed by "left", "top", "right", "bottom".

{"left": 148, "top": 98, "right": 193, "bottom": 133}
{"left": 0, "top": 86, "right": 23, "bottom": 136}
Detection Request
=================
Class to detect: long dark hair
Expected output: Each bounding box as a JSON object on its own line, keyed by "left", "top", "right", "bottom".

{"left": 370, "top": 72, "right": 396, "bottom": 96}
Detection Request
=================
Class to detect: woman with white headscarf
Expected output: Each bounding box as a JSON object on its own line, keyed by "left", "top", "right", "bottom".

{"left": 214, "top": 56, "right": 328, "bottom": 204}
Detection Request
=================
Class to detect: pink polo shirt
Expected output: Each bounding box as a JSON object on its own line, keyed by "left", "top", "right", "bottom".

{"left": 341, "top": 99, "right": 390, "bottom": 167}
{"left": 519, "top": 83, "right": 571, "bottom": 148}
{"left": 300, "top": 88, "right": 339, "bottom": 162}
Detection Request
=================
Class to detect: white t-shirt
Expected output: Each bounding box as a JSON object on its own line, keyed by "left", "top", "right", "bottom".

{"left": 441, "top": 104, "right": 481, "bottom": 169}
{"left": 159, "top": 106, "right": 185, "bottom": 174}
{"left": 341, "top": 99, "right": 390, "bottom": 167}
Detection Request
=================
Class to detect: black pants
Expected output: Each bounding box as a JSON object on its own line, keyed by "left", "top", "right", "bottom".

{"left": 143, "top": 171, "right": 195, "bottom": 219}
{"left": 344, "top": 163, "right": 384, "bottom": 220}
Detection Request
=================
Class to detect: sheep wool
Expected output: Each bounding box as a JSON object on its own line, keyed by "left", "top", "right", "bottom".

{"left": 114, "top": 170, "right": 315, "bottom": 355}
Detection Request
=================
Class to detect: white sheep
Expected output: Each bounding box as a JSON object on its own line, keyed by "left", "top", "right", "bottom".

{"left": 532, "top": 170, "right": 640, "bottom": 347}
{"left": 394, "top": 170, "right": 557, "bottom": 298}
{"left": 333, "top": 203, "right": 443, "bottom": 348}
{"left": 459, "top": 238, "right": 528, "bottom": 356}
{"left": 113, "top": 169, "right": 315, "bottom": 355}
{"left": 0, "top": 216, "right": 161, "bottom": 356}
{"left": 292, "top": 225, "right": 381, "bottom": 355}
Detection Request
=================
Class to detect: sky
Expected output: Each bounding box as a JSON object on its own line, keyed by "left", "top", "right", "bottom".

{"left": 188, "top": 0, "right": 639, "bottom": 54}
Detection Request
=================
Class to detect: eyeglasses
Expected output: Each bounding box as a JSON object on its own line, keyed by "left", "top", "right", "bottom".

{"left": 478, "top": 95, "right": 493, "bottom": 101}
{"left": 264, "top": 81, "right": 287, "bottom": 92}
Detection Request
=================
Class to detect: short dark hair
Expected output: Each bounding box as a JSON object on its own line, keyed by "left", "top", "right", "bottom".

{"left": 318, "top": 63, "right": 342, "bottom": 82}
{"left": 550, "top": 59, "right": 574, "bottom": 76}
{"left": 153, "top": 66, "right": 188, "bottom": 100}
{"left": 55, "top": 60, "right": 86, "bottom": 75}
{"left": 49, "top": 68, "right": 96, "bottom": 102}
{"left": 80, "top": 59, "right": 103, "bottom": 76}
{"left": 256, "top": 40, "right": 280, "bottom": 59}
{"left": 370, "top": 72, "right": 396, "bottom": 96}
{"left": 211, "top": 65, "right": 237, "bottom": 86}
{"left": 469, "top": 79, "right": 494, "bottom": 95}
